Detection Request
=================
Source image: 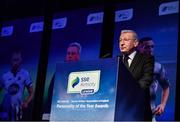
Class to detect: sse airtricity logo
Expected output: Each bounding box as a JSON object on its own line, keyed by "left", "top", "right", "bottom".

{"left": 67, "top": 70, "right": 101, "bottom": 95}
{"left": 71, "top": 77, "right": 80, "bottom": 88}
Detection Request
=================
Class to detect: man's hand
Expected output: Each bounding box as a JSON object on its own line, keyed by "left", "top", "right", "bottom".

{"left": 22, "top": 86, "right": 33, "bottom": 109}
{"left": 21, "top": 101, "right": 28, "bottom": 109}
{"left": 154, "top": 104, "right": 165, "bottom": 115}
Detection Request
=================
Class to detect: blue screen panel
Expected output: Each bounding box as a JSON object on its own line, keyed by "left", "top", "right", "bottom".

{"left": 42, "top": 7, "right": 104, "bottom": 120}
{"left": 113, "top": 1, "right": 179, "bottom": 120}
{"left": 0, "top": 16, "right": 43, "bottom": 120}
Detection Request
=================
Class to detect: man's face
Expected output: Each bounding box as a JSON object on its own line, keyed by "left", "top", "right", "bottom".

{"left": 137, "top": 42, "right": 144, "bottom": 54}
{"left": 11, "top": 53, "right": 22, "bottom": 70}
{"left": 119, "top": 32, "right": 138, "bottom": 54}
{"left": 65, "top": 46, "right": 80, "bottom": 62}
{"left": 143, "top": 40, "right": 154, "bottom": 56}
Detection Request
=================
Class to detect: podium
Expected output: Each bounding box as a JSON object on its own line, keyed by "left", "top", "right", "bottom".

{"left": 50, "top": 58, "right": 148, "bottom": 121}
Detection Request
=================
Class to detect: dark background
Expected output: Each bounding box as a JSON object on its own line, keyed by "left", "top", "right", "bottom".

{"left": 0, "top": 0, "right": 179, "bottom": 121}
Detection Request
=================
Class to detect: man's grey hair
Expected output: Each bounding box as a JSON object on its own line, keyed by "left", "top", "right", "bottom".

{"left": 68, "top": 42, "right": 82, "bottom": 54}
{"left": 121, "top": 29, "right": 139, "bottom": 40}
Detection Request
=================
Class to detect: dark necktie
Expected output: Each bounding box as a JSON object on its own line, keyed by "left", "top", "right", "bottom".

{"left": 123, "top": 55, "right": 129, "bottom": 68}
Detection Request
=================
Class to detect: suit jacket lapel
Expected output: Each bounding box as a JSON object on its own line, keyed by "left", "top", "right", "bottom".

{"left": 119, "top": 55, "right": 123, "bottom": 61}
{"left": 129, "top": 52, "right": 142, "bottom": 72}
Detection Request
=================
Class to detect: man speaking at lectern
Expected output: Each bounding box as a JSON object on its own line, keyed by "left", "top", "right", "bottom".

{"left": 118, "top": 30, "right": 154, "bottom": 120}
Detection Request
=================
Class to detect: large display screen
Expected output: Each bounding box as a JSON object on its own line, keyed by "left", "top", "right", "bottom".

{"left": 0, "top": 16, "right": 43, "bottom": 120}
{"left": 113, "top": 1, "right": 179, "bottom": 120}
{"left": 42, "top": 7, "right": 104, "bottom": 120}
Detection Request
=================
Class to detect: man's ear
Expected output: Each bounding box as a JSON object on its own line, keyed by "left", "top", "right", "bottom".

{"left": 77, "top": 55, "right": 80, "bottom": 60}
{"left": 134, "top": 40, "right": 139, "bottom": 47}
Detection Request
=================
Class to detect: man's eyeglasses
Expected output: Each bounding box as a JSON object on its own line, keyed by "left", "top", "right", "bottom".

{"left": 119, "top": 38, "right": 136, "bottom": 42}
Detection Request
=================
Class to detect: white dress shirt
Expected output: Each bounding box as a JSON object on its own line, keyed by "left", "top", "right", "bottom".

{"left": 127, "top": 51, "right": 137, "bottom": 67}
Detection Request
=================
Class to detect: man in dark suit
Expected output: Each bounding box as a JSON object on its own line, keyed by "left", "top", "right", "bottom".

{"left": 119, "top": 30, "right": 154, "bottom": 120}
{"left": 119, "top": 29, "right": 154, "bottom": 89}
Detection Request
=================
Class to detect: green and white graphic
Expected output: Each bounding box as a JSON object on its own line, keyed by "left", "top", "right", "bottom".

{"left": 67, "top": 70, "right": 101, "bottom": 95}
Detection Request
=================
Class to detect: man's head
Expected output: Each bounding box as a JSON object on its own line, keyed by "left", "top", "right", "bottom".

{"left": 119, "top": 30, "right": 139, "bottom": 55}
{"left": 138, "top": 37, "right": 154, "bottom": 56}
{"left": 137, "top": 40, "right": 144, "bottom": 54}
{"left": 65, "top": 42, "right": 81, "bottom": 62}
{"left": 11, "top": 51, "right": 22, "bottom": 72}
